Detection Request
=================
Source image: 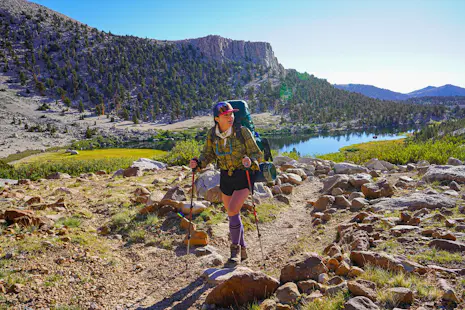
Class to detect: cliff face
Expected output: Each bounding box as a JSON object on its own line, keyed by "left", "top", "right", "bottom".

{"left": 176, "top": 35, "right": 285, "bottom": 75}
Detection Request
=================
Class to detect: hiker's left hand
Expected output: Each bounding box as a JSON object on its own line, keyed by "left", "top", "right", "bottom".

{"left": 242, "top": 156, "right": 251, "bottom": 168}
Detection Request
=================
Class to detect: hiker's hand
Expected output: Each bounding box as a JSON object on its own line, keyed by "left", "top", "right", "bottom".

{"left": 242, "top": 156, "right": 251, "bottom": 168}
{"left": 189, "top": 158, "right": 198, "bottom": 169}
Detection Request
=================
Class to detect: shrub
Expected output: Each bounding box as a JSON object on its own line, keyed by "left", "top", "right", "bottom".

{"left": 162, "top": 139, "right": 201, "bottom": 166}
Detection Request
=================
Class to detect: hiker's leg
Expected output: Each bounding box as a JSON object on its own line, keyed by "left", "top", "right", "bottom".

{"left": 227, "top": 188, "right": 249, "bottom": 247}
{"left": 227, "top": 188, "right": 249, "bottom": 216}
{"left": 222, "top": 193, "right": 232, "bottom": 213}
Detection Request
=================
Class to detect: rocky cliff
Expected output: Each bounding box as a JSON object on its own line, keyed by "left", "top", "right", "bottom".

{"left": 176, "top": 35, "right": 285, "bottom": 76}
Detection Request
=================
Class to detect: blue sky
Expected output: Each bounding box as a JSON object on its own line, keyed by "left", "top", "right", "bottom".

{"left": 32, "top": 0, "right": 465, "bottom": 93}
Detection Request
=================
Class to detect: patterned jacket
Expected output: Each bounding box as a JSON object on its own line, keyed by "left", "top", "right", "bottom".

{"left": 198, "top": 126, "right": 263, "bottom": 176}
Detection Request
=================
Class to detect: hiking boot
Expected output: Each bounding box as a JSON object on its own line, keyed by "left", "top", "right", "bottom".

{"left": 226, "top": 244, "right": 241, "bottom": 267}
{"left": 241, "top": 246, "right": 248, "bottom": 261}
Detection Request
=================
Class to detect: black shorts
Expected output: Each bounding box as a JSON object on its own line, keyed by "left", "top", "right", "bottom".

{"left": 220, "top": 170, "right": 255, "bottom": 196}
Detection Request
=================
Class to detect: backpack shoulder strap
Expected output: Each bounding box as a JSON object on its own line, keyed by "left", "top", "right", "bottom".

{"left": 235, "top": 125, "right": 245, "bottom": 143}
{"left": 210, "top": 125, "right": 217, "bottom": 142}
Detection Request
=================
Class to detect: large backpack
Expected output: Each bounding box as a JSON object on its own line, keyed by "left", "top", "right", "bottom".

{"left": 225, "top": 100, "right": 273, "bottom": 162}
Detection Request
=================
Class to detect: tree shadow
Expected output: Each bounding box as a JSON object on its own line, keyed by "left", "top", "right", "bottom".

{"left": 138, "top": 276, "right": 212, "bottom": 310}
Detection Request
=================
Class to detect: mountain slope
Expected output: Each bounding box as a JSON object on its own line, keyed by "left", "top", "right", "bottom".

{"left": 334, "top": 84, "right": 409, "bottom": 100}
{"left": 407, "top": 84, "right": 465, "bottom": 97}
{"left": 0, "top": 0, "right": 453, "bottom": 130}
{"left": 335, "top": 83, "right": 465, "bottom": 101}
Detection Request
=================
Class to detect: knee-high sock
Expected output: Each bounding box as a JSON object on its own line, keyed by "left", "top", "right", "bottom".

{"left": 229, "top": 214, "right": 242, "bottom": 245}
{"left": 239, "top": 217, "right": 246, "bottom": 248}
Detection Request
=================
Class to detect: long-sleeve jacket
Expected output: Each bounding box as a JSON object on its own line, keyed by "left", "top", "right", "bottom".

{"left": 198, "top": 126, "right": 263, "bottom": 176}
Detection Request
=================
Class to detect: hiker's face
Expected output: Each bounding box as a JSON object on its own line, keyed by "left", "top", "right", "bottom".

{"left": 215, "top": 112, "right": 234, "bottom": 130}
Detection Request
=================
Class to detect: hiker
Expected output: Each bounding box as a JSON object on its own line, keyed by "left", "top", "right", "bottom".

{"left": 190, "top": 101, "right": 263, "bottom": 266}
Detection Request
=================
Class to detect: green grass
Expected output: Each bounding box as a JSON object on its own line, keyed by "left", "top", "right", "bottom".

{"left": 359, "top": 265, "right": 441, "bottom": 304}
{"left": 44, "top": 274, "right": 63, "bottom": 287}
{"left": 195, "top": 207, "right": 226, "bottom": 226}
{"left": 56, "top": 216, "right": 82, "bottom": 228}
{"left": 410, "top": 248, "right": 464, "bottom": 264}
{"left": 128, "top": 230, "right": 146, "bottom": 243}
{"left": 318, "top": 138, "right": 465, "bottom": 165}
{"left": 243, "top": 202, "right": 285, "bottom": 231}
{"left": 111, "top": 209, "right": 137, "bottom": 227}
{"left": 303, "top": 291, "right": 347, "bottom": 310}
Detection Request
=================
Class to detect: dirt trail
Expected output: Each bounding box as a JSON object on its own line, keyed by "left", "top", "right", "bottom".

{"left": 129, "top": 177, "right": 355, "bottom": 309}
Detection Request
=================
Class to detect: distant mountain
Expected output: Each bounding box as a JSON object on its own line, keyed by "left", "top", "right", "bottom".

{"left": 334, "top": 84, "right": 408, "bottom": 100}
{"left": 334, "top": 84, "right": 465, "bottom": 101}
{"left": 407, "top": 84, "right": 465, "bottom": 98}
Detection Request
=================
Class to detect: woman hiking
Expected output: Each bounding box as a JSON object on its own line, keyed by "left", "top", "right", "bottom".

{"left": 190, "top": 101, "right": 263, "bottom": 267}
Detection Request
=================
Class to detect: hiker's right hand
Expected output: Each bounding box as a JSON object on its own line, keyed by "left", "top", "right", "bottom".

{"left": 189, "top": 158, "right": 198, "bottom": 169}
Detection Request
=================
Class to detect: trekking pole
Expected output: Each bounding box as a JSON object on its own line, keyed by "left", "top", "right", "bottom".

{"left": 186, "top": 168, "right": 195, "bottom": 261}
{"left": 245, "top": 168, "right": 266, "bottom": 271}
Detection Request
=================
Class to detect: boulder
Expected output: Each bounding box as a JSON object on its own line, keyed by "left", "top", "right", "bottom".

{"left": 280, "top": 183, "right": 294, "bottom": 195}
{"left": 365, "top": 159, "right": 395, "bottom": 171}
{"left": 276, "top": 282, "right": 300, "bottom": 304}
{"left": 348, "top": 281, "right": 377, "bottom": 301}
{"left": 183, "top": 230, "right": 209, "bottom": 246}
{"left": 361, "top": 179, "right": 394, "bottom": 199}
{"left": 284, "top": 173, "right": 303, "bottom": 185}
{"left": 449, "top": 181, "right": 461, "bottom": 191}
{"left": 47, "top": 172, "right": 71, "bottom": 180}
{"left": 333, "top": 195, "right": 351, "bottom": 209}
{"left": 313, "top": 195, "right": 335, "bottom": 212}
{"left": 438, "top": 278, "right": 459, "bottom": 303}
{"left": 259, "top": 299, "right": 276, "bottom": 310}
{"left": 321, "top": 175, "right": 350, "bottom": 194}
{"left": 205, "top": 268, "right": 279, "bottom": 307}
{"left": 162, "top": 185, "right": 186, "bottom": 201}
{"left": 350, "top": 251, "right": 404, "bottom": 272}
{"left": 331, "top": 187, "right": 344, "bottom": 196}
{"left": 112, "top": 169, "right": 124, "bottom": 178}
{"left": 180, "top": 201, "right": 208, "bottom": 215}
{"left": 447, "top": 157, "right": 463, "bottom": 166}
{"left": 349, "top": 192, "right": 365, "bottom": 201}
{"left": 429, "top": 239, "right": 465, "bottom": 252}
{"left": 344, "top": 296, "right": 379, "bottom": 310}
{"left": 297, "top": 280, "right": 321, "bottom": 294}
{"left": 253, "top": 183, "right": 273, "bottom": 200}
{"left": 334, "top": 163, "right": 369, "bottom": 174}
{"left": 286, "top": 168, "right": 307, "bottom": 180}
{"left": 325, "top": 281, "right": 348, "bottom": 296}
{"left": 195, "top": 170, "right": 220, "bottom": 198}
{"left": 131, "top": 158, "right": 167, "bottom": 171}
{"left": 205, "top": 186, "right": 222, "bottom": 203}
{"left": 347, "top": 266, "right": 365, "bottom": 278}
{"left": 323, "top": 243, "right": 342, "bottom": 257}
{"left": 335, "top": 261, "right": 351, "bottom": 276}
{"left": 349, "top": 174, "right": 373, "bottom": 189}
{"left": 387, "top": 287, "right": 413, "bottom": 304}
{"left": 351, "top": 198, "right": 369, "bottom": 211}
{"left": 123, "top": 167, "right": 143, "bottom": 177}
{"left": 370, "top": 193, "right": 456, "bottom": 211}
{"left": 280, "top": 253, "right": 328, "bottom": 283}
{"left": 423, "top": 165, "right": 465, "bottom": 183}
{"left": 274, "top": 156, "right": 293, "bottom": 166}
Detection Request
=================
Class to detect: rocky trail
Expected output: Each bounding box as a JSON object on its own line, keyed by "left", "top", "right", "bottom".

{"left": 1, "top": 157, "right": 465, "bottom": 309}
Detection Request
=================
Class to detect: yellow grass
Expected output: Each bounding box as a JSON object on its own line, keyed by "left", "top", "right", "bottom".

{"left": 14, "top": 148, "right": 166, "bottom": 165}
